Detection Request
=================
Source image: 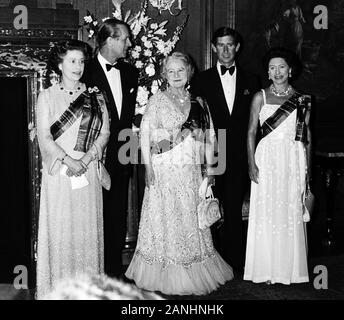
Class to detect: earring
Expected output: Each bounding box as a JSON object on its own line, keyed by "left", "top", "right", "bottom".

{"left": 289, "top": 70, "right": 292, "bottom": 77}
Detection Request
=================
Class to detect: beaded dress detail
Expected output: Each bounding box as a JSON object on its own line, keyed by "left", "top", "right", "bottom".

{"left": 125, "top": 91, "right": 233, "bottom": 295}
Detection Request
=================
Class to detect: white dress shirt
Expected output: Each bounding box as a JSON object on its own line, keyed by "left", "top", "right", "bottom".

{"left": 97, "top": 53, "right": 123, "bottom": 118}
{"left": 216, "top": 61, "right": 236, "bottom": 114}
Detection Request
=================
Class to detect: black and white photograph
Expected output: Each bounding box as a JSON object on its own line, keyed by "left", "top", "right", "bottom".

{"left": 0, "top": 0, "right": 343, "bottom": 306}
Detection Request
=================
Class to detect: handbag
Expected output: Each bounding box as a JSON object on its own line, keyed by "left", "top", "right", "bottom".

{"left": 197, "top": 185, "right": 222, "bottom": 230}
{"left": 303, "top": 183, "right": 314, "bottom": 222}
{"left": 97, "top": 160, "right": 111, "bottom": 190}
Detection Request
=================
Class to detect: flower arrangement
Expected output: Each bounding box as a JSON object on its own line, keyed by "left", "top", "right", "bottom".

{"left": 149, "top": 0, "right": 183, "bottom": 15}
{"left": 83, "top": 11, "right": 99, "bottom": 40}
{"left": 83, "top": 0, "right": 189, "bottom": 115}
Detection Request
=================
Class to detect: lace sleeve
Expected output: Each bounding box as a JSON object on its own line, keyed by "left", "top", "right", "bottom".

{"left": 36, "top": 89, "right": 67, "bottom": 175}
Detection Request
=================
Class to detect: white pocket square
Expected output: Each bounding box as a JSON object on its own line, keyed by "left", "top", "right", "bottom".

{"left": 244, "top": 89, "right": 250, "bottom": 95}
{"left": 130, "top": 88, "right": 135, "bottom": 93}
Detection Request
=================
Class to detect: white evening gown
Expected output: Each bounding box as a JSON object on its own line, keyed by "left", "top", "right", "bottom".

{"left": 244, "top": 89, "right": 309, "bottom": 284}
{"left": 36, "top": 84, "right": 109, "bottom": 299}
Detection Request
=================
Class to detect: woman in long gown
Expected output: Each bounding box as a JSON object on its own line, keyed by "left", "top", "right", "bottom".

{"left": 36, "top": 40, "right": 110, "bottom": 299}
{"left": 244, "top": 47, "right": 311, "bottom": 284}
{"left": 125, "top": 52, "right": 233, "bottom": 295}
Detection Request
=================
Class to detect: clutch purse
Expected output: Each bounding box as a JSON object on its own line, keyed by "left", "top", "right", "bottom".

{"left": 197, "top": 185, "right": 222, "bottom": 230}
{"left": 97, "top": 160, "right": 111, "bottom": 190}
{"left": 303, "top": 184, "right": 314, "bottom": 222}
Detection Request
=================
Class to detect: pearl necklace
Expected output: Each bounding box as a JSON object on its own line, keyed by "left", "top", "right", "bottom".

{"left": 270, "top": 84, "right": 292, "bottom": 97}
{"left": 59, "top": 83, "right": 81, "bottom": 95}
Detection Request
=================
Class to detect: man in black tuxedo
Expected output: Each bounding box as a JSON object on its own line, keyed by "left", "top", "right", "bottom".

{"left": 82, "top": 18, "right": 139, "bottom": 278}
{"left": 191, "top": 27, "right": 260, "bottom": 272}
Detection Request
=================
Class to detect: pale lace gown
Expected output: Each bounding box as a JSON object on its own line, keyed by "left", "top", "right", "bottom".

{"left": 36, "top": 84, "right": 109, "bottom": 299}
{"left": 125, "top": 91, "right": 233, "bottom": 295}
{"left": 244, "top": 89, "right": 309, "bottom": 284}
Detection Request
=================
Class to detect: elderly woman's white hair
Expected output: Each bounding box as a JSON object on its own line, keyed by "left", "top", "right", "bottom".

{"left": 160, "top": 51, "right": 195, "bottom": 82}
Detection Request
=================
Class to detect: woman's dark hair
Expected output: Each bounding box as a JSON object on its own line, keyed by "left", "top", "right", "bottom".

{"left": 45, "top": 39, "right": 92, "bottom": 87}
{"left": 263, "top": 47, "right": 302, "bottom": 79}
{"left": 96, "top": 18, "right": 131, "bottom": 49}
{"left": 211, "top": 27, "right": 242, "bottom": 46}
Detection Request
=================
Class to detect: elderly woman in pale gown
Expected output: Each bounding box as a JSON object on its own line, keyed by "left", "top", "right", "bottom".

{"left": 36, "top": 40, "right": 110, "bottom": 299}
{"left": 125, "top": 52, "right": 233, "bottom": 295}
{"left": 244, "top": 47, "right": 311, "bottom": 284}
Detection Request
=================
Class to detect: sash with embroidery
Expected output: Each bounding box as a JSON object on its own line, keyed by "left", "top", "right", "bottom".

{"left": 50, "top": 88, "right": 104, "bottom": 152}
{"left": 152, "top": 95, "right": 210, "bottom": 154}
{"left": 261, "top": 91, "right": 311, "bottom": 143}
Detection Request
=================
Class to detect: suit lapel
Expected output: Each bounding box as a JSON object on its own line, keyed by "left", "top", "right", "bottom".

{"left": 93, "top": 59, "right": 120, "bottom": 122}
{"left": 209, "top": 67, "right": 231, "bottom": 121}
{"left": 231, "top": 67, "right": 245, "bottom": 118}
{"left": 119, "top": 70, "right": 128, "bottom": 121}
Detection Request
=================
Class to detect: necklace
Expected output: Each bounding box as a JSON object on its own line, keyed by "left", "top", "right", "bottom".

{"left": 270, "top": 84, "right": 292, "bottom": 97}
{"left": 167, "top": 88, "right": 190, "bottom": 105}
{"left": 59, "top": 83, "right": 81, "bottom": 95}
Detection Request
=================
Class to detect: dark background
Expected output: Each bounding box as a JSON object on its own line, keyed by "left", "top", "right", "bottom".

{"left": 0, "top": 77, "right": 33, "bottom": 285}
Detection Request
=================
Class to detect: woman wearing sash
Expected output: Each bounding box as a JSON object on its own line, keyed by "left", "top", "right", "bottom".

{"left": 36, "top": 40, "right": 110, "bottom": 299}
{"left": 125, "top": 52, "right": 233, "bottom": 295}
{"left": 244, "top": 47, "right": 311, "bottom": 284}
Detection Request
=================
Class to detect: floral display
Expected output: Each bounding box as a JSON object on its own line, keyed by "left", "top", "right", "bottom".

{"left": 83, "top": 0, "right": 188, "bottom": 115}
{"left": 149, "top": 0, "right": 183, "bottom": 15}
{"left": 0, "top": 0, "right": 188, "bottom": 124}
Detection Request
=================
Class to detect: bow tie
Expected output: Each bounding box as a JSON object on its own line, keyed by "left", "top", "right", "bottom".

{"left": 220, "top": 65, "right": 235, "bottom": 76}
{"left": 106, "top": 63, "right": 120, "bottom": 72}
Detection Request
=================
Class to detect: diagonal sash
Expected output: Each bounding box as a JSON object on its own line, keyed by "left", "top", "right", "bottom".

{"left": 151, "top": 95, "right": 210, "bottom": 155}
{"left": 50, "top": 88, "right": 104, "bottom": 153}
{"left": 50, "top": 92, "right": 85, "bottom": 141}
{"left": 261, "top": 91, "right": 310, "bottom": 143}
{"left": 295, "top": 94, "right": 311, "bottom": 143}
{"left": 74, "top": 90, "right": 103, "bottom": 152}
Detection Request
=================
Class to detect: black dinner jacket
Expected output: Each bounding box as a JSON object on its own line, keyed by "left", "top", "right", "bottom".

{"left": 82, "top": 58, "right": 139, "bottom": 173}
{"left": 191, "top": 64, "right": 260, "bottom": 170}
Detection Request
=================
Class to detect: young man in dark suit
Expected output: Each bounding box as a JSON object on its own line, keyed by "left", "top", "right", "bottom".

{"left": 191, "top": 27, "right": 260, "bottom": 272}
{"left": 82, "top": 18, "right": 139, "bottom": 279}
